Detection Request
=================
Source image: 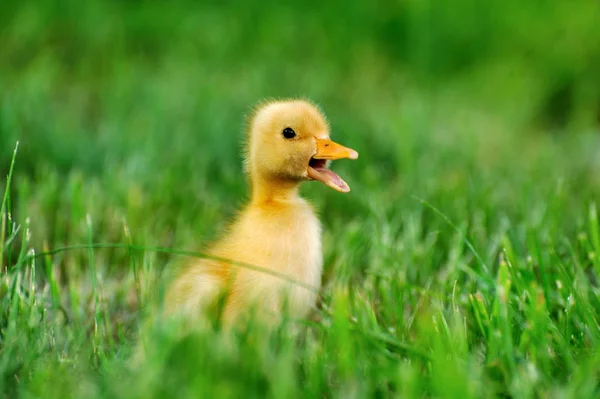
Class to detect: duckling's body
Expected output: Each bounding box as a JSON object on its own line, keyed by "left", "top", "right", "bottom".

{"left": 168, "top": 198, "right": 321, "bottom": 324}
{"left": 164, "top": 99, "right": 357, "bottom": 326}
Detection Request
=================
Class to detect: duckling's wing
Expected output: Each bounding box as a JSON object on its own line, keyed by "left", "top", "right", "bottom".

{"left": 163, "top": 260, "right": 229, "bottom": 320}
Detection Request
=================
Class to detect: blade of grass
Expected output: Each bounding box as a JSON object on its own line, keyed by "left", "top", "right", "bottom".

{"left": 1, "top": 142, "right": 18, "bottom": 266}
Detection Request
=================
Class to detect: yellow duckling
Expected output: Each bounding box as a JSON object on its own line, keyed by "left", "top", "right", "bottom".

{"left": 164, "top": 99, "right": 358, "bottom": 326}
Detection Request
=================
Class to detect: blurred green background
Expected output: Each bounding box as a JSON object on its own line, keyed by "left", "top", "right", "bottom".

{"left": 2, "top": 0, "right": 600, "bottom": 397}
{"left": 2, "top": 0, "right": 600, "bottom": 247}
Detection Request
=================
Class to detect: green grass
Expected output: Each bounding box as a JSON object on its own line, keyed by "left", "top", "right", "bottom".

{"left": 2, "top": 1, "right": 600, "bottom": 397}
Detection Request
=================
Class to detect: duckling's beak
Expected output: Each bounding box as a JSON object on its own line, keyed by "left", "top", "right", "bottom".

{"left": 308, "top": 138, "right": 359, "bottom": 193}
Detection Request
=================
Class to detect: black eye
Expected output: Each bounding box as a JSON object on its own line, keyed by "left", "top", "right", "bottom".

{"left": 282, "top": 127, "right": 296, "bottom": 139}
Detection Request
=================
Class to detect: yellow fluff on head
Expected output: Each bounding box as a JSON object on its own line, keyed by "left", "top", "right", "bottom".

{"left": 164, "top": 99, "right": 358, "bottom": 327}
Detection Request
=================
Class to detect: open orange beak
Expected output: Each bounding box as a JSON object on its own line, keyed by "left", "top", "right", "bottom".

{"left": 307, "top": 138, "right": 359, "bottom": 193}
{"left": 313, "top": 138, "right": 359, "bottom": 161}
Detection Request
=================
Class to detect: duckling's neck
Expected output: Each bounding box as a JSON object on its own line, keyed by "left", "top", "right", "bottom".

{"left": 250, "top": 175, "right": 301, "bottom": 204}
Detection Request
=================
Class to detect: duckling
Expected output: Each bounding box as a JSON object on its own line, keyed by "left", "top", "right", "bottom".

{"left": 164, "top": 99, "right": 358, "bottom": 326}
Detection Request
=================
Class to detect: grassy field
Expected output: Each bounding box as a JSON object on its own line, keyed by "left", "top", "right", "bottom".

{"left": 2, "top": 1, "right": 600, "bottom": 397}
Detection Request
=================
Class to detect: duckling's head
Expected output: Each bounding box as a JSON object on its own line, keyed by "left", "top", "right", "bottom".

{"left": 246, "top": 100, "right": 358, "bottom": 194}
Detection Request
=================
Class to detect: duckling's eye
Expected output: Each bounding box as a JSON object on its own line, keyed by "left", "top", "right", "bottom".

{"left": 282, "top": 127, "right": 296, "bottom": 139}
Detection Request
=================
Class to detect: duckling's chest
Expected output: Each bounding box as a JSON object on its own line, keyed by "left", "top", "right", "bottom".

{"left": 225, "top": 202, "right": 324, "bottom": 310}
{"left": 243, "top": 204, "right": 322, "bottom": 286}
